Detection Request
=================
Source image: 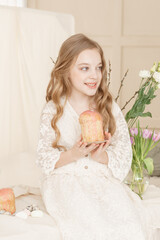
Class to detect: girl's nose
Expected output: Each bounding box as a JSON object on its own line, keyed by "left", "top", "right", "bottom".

{"left": 89, "top": 69, "right": 97, "bottom": 79}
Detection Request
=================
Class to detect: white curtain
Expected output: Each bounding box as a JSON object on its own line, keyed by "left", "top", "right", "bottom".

{"left": 0, "top": 6, "right": 74, "bottom": 157}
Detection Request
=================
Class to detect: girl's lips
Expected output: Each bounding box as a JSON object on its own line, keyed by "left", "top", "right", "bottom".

{"left": 85, "top": 83, "right": 97, "bottom": 89}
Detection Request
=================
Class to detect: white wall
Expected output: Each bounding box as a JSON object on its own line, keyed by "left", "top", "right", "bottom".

{"left": 28, "top": 0, "right": 160, "bottom": 129}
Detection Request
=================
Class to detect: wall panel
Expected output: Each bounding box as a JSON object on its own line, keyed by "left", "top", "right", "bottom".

{"left": 123, "top": 0, "right": 160, "bottom": 36}
{"left": 28, "top": 0, "right": 160, "bottom": 129}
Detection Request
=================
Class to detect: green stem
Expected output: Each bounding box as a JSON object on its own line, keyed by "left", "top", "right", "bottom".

{"left": 131, "top": 163, "right": 144, "bottom": 199}
{"left": 128, "top": 117, "right": 138, "bottom": 128}
{"left": 139, "top": 78, "right": 145, "bottom": 89}
{"left": 149, "top": 139, "right": 160, "bottom": 151}
{"left": 129, "top": 81, "right": 151, "bottom": 128}
{"left": 144, "top": 82, "right": 151, "bottom": 95}
{"left": 128, "top": 119, "right": 134, "bottom": 128}
{"left": 130, "top": 171, "right": 136, "bottom": 191}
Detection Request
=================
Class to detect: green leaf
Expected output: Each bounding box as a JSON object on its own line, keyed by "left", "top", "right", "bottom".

{"left": 143, "top": 158, "right": 154, "bottom": 175}
{"left": 139, "top": 112, "right": 152, "bottom": 118}
{"left": 143, "top": 131, "right": 155, "bottom": 158}
{"left": 125, "top": 85, "right": 156, "bottom": 123}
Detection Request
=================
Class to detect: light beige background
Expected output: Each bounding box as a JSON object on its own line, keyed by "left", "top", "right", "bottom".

{"left": 0, "top": 5, "right": 74, "bottom": 186}
{"left": 28, "top": 0, "right": 160, "bottom": 130}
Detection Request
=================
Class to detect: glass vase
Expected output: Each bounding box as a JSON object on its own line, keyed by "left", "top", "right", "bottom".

{"left": 124, "top": 166, "right": 150, "bottom": 199}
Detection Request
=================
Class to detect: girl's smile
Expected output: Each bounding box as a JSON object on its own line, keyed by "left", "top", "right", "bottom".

{"left": 84, "top": 82, "right": 97, "bottom": 89}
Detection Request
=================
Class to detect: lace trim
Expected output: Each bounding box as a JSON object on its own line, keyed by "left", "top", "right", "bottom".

{"left": 107, "top": 105, "right": 132, "bottom": 182}
{"left": 36, "top": 102, "right": 63, "bottom": 175}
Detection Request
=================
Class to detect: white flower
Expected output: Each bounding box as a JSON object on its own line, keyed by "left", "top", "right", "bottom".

{"left": 158, "top": 83, "right": 160, "bottom": 89}
{"left": 153, "top": 71, "right": 160, "bottom": 83}
{"left": 139, "top": 70, "right": 151, "bottom": 78}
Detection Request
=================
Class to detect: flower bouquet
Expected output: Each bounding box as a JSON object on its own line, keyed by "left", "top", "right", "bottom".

{"left": 129, "top": 122, "right": 160, "bottom": 199}
{"left": 108, "top": 61, "right": 160, "bottom": 199}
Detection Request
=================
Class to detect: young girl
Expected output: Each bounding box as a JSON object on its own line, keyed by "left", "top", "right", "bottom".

{"left": 37, "top": 34, "right": 159, "bottom": 240}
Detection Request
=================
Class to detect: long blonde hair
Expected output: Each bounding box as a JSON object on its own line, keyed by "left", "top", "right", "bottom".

{"left": 46, "top": 33, "right": 116, "bottom": 151}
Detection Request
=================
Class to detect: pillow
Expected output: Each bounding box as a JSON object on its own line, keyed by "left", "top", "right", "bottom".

{"left": 0, "top": 188, "right": 16, "bottom": 214}
{"left": 0, "top": 152, "right": 41, "bottom": 188}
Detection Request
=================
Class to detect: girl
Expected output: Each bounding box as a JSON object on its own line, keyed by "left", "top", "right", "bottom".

{"left": 37, "top": 34, "right": 157, "bottom": 239}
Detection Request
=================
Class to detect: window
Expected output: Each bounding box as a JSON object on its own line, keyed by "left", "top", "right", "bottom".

{"left": 0, "top": 0, "right": 27, "bottom": 7}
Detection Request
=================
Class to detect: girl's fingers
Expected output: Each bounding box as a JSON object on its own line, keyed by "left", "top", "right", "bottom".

{"left": 77, "top": 141, "right": 83, "bottom": 147}
{"left": 99, "top": 143, "right": 105, "bottom": 149}
{"left": 77, "top": 135, "right": 82, "bottom": 142}
{"left": 77, "top": 135, "right": 83, "bottom": 145}
{"left": 101, "top": 142, "right": 109, "bottom": 150}
{"left": 92, "top": 143, "right": 104, "bottom": 154}
{"left": 95, "top": 142, "right": 107, "bottom": 151}
{"left": 108, "top": 133, "right": 111, "bottom": 141}
{"left": 79, "top": 142, "right": 101, "bottom": 155}
{"left": 80, "top": 142, "right": 88, "bottom": 149}
{"left": 105, "top": 131, "right": 111, "bottom": 140}
{"left": 87, "top": 143, "right": 98, "bottom": 151}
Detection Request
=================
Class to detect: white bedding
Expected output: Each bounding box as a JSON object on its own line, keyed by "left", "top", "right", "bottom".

{"left": 1, "top": 180, "right": 160, "bottom": 240}
{"left": 0, "top": 186, "right": 61, "bottom": 240}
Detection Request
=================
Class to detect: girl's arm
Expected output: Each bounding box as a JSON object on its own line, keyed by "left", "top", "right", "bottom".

{"left": 54, "top": 150, "right": 76, "bottom": 169}
{"left": 97, "top": 151, "right": 109, "bottom": 165}
{"left": 55, "top": 141, "right": 98, "bottom": 168}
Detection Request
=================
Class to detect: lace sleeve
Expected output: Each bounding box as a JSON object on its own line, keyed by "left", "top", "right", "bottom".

{"left": 36, "top": 102, "right": 63, "bottom": 175}
{"left": 106, "top": 101, "right": 132, "bottom": 182}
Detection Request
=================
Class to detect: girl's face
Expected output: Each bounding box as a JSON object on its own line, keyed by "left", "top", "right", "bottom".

{"left": 69, "top": 48, "right": 102, "bottom": 98}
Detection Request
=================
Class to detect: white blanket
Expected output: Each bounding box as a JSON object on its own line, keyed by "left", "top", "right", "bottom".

{"left": 0, "top": 185, "right": 61, "bottom": 240}
{"left": 1, "top": 181, "right": 160, "bottom": 240}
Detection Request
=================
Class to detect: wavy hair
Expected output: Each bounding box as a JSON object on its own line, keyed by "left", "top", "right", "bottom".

{"left": 46, "top": 33, "right": 116, "bottom": 151}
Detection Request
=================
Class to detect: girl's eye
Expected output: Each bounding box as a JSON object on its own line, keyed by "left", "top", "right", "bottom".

{"left": 97, "top": 66, "right": 102, "bottom": 70}
{"left": 81, "top": 67, "right": 89, "bottom": 71}
{"left": 80, "top": 66, "right": 102, "bottom": 71}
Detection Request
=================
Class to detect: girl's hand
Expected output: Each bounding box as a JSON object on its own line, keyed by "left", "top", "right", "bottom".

{"left": 70, "top": 135, "right": 98, "bottom": 161}
{"left": 90, "top": 131, "right": 111, "bottom": 163}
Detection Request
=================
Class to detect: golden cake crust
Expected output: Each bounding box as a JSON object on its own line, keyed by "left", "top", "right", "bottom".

{"left": 79, "top": 110, "right": 104, "bottom": 143}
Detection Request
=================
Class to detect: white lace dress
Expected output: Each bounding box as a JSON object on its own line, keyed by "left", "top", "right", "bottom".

{"left": 37, "top": 98, "right": 160, "bottom": 240}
